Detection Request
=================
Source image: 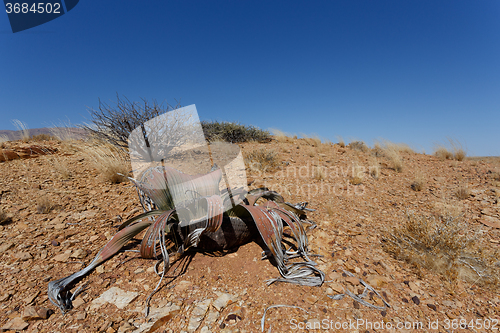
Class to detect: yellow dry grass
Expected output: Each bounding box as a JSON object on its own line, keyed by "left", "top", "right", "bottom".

{"left": 84, "top": 142, "right": 130, "bottom": 184}
{"left": 244, "top": 147, "right": 279, "bottom": 173}
{"left": 382, "top": 212, "right": 500, "bottom": 287}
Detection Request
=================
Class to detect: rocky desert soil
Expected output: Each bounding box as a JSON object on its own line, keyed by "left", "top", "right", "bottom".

{"left": 1, "top": 137, "right": 499, "bottom": 333}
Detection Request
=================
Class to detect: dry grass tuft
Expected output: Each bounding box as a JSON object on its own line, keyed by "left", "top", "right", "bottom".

{"left": 84, "top": 143, "right": 130, "bottom": 184}
{"left": 31, "top": 133, "right": 57, "bottom": 141}
{"left": 244, "top": 148, "right": 279, "bottom": 173}
{"left": 313, "top": 166, "right": 326, "bottom": 181}
{"left": 434, "top": 147, "right": 453, "bottom": 160}
{"left": 270, "top": 129, "right": 293, "bottom": 143}
{"left": 382, "top": 212, "right": 500, "bottom": 286}
{"left": 434, "top": 139, "right": 467, "bottom": 161}
{"left": 455, "top": 185, "right": 470, "bottom": 200}
{"left": 336, "top": 136, "right": 345, "bottom": 148}
{"left": 369, "top": 162, "right": 380, "bottom": 179}
{"left": 0, "top": 134, "right": 9, "bottom": 145}
{"left": 386, "top": 149, "right": 403, "bottom": 172}
{"left": 349, "top": 164, "right": 364, "bottom": 185}
{"left": 411, "top": 173, "right": 426, "bottom": 191}
{"left": 36, "top": 195, "right": 55, "bottom": 214}
{"left": 50, "top": 157, "right": 72, "bottom": 179}
{"left": 301, "top": 134, "right": 322, "bottom": 147}
{"left": 12, "top": 119, "right": 30, "bottom": 142}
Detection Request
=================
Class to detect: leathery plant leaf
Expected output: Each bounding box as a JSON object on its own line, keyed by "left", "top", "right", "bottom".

{"left": 48, "top": 220, "right": 152, "bottom": 314}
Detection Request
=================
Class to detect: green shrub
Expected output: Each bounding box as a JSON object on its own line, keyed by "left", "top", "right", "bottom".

{"left": 201, "top": 121, "right": 271, "bottom": 143}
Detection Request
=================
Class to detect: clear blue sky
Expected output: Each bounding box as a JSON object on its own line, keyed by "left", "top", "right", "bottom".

{"left": 1, "top": 1, "right": 499, "bottom": 156}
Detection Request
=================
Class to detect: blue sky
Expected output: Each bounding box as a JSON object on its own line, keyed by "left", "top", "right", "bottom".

{"left": 1, "top": 1, "right": 499, "bottom": 156}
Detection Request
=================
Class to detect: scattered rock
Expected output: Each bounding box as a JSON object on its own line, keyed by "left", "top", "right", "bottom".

{"left": 411, "top": 296, "right": 420, "bottom": 305}
{"left": 14, "top": 251, "right": 33, "bottom": 261}
{"left": 90, "top": 287, "right": 139, "bottom": 310}
{"left": 52, "top": 250, "right": 72, "bottom": 262}
{"left": 21, "top": 306, "right": 53, "bottom": 320}
{"left": 187, "top": 299, "right": 212, "bottom": 332}
{"left": 345, "top": 276, "right": 360, "bottom": 286}
{"left": 173, "top": 280, "right": 192, "bottom": 293}
{"left": 1, "top": 317, "right": 29, "bottom": 331}
{"left": 70, "top": 248, "right": 87, "bottom": 259}
{"left": 0, "top": 242, "right": 14, "bottom": 253}
{"left": 24, "top": 291, "right": 40, "bottom": 305}
{"left": 213, "top": 292, "right": 237, "bottom": 311}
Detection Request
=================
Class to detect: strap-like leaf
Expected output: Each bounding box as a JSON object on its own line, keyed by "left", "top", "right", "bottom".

{"left": 48, "top": 220, "right": 152, "bottom": 314}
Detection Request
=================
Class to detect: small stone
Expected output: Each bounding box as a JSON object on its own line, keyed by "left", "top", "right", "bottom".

{"left": 328, "top": 271, "right": 341, "bottom": 281}
{"left": 345, "top": 276, "right": 360, "bottom": 286}
{"left": 213, "top": 292, "right": 237, "bottom": 311}
{"left": 72, "top": 297, "right": 85, "bottom": 308}
{"left": 90, "top": 287, "right": 139, "bottom": 310}
{"left": 75, "top": 311, "right": 87, "bottom": 320}
{"left": 14, "top": 252, "right": 33, "bottom": 261}
{"left": 0, "top": 242, "right": 14, "bottom": 253}
{"left": 187, "top": 299, "right": 212, "bottom": 332}
{"left": 408, "top": 281, "right": 419, "bottom": 292}
{"left": 52, "top": 250, "right": 72, "bottom": 262}
{"left": 329, "top": 282, "right": 344, "bottom": 294}
{"left": 366, "top": 275, "right": 386, "bottom": 288}
{"left": 24, "top": 291, "right": 40, "bottom": 305}
{"left": 70, "top": 249, "right": 87, "bottom": 259}
{"left": 117, "top": 322, "right": 135, "bottom": 333}
{"left": 0, "top": 293, "right": 11, "bottom": 302}
{"left": 173, "top": 280, "right": 192, "bottom": 293}
{"left": 411, "top": 296, "right": 420, "bottom": 305}
{"left": 22, "top": 306, "right": 41, "bottom": 320}
{"left": 2, "top": 317, "right": 29, "bottom": 331}
{"left": 427, "top": 303, "right": 437, "bottom": 311}
{"left": 51, "top": 240, "right": 60, "bottom": 246}
{"left": 305, "top": 295, "right": 318, "bottom": 304}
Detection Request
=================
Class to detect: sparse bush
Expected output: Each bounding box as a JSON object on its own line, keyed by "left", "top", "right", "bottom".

{"left": 202, "top": 121, "right": 271, "bottom": 143}
{"left": 455, "top": 185, "right": 470, "bottom": 200}
{"left": 382, "top": 212, "right": 499, "bottom": 286}
{"left": 244, "top": 148, "right": 279, "bottom": 173}
{"left": 347, "top": 140, "right": 369, "bottom": 152}
{"left": 84, "top": 143, "right": 130, "bottom": 183}
{"left": 82, "top": 95, "right": 181, "bottom": 149}
{"left": 36, "top": 195, "right": 55, "bottom": 214}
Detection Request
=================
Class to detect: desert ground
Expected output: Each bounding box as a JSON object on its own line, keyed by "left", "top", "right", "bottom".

{"left": 1, "top": 135, "right": 499, "bottom": 332}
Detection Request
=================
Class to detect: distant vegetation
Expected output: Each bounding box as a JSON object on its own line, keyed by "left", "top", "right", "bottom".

{"left": 201, "top": 120, "right": 271, "bottom": 143}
